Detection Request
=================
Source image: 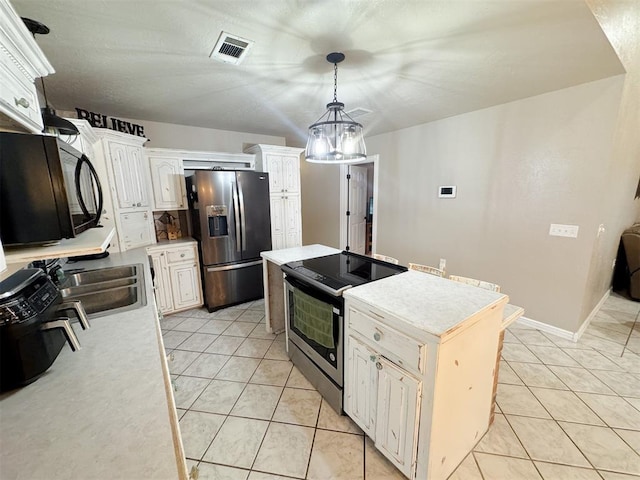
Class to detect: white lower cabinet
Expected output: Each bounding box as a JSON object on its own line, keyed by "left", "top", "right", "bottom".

{"left": 344, "top": 294, "right": 502, "bottom": 480}
{"left": 169, "top": 263, "right": 200, "bottom": 310}
{"left": 375, "top": 356, "right": 421, "bottom": 474}
{"left": 346, "top": 334, "right": 420, "bottom": 478}
{"left": 147, "top": 242, "right": 202, "bottom": 315}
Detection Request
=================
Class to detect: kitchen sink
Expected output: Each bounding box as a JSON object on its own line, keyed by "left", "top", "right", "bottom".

{"left": 63, "top": 265, "right": 139, "bottom": 286}
{"left": 59, "top": 264, "right": 146, "bottom": 317}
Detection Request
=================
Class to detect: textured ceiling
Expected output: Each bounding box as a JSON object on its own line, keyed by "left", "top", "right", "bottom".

{"left": 11, "top": 0, "right": 624, "bottom": 146}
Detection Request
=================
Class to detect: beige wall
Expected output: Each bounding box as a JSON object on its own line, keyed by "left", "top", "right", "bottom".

{"left": 60, "top": 111, "right": 285, "bottom": 153}
{"left": 300, "top": 160, "right": 342, "bottom": 249}
{"left": 301, "top": 74, "right": 627, "bottom": 332}
{"left": 580, "top": 0, "right": 640, "bottom": 324}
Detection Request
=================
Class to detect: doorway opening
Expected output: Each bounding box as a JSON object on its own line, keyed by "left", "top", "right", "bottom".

{"left": 339, "top": 155, "right": 378, "bottom": 255}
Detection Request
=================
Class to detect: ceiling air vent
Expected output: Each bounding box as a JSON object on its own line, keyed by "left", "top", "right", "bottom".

{"left": 346, "top": 107, "right": 372, "bottom": 118}
{"left": 209, "top": 31, "right": 253, "bottom": 65}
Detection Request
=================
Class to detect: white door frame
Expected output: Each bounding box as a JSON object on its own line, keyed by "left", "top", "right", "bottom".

{"left": 339, "top": 154, "right": 379, "bottom": 253}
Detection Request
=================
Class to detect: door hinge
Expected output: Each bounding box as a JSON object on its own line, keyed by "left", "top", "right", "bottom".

{"left": 346, "top": 173, "right": 351, "bottom": 180}
{"left": 346, "top": 211, "right": 351, "bottom": 216}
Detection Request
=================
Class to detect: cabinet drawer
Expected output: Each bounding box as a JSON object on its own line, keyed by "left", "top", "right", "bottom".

{"left": 349, "top": 307, "right": 425, "bottom": 374}
{"left": 165, "top": 246, "right": 196, "bottom": 264}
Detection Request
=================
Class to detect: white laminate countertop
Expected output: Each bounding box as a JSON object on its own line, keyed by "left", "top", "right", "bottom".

{"left": 260, "top": 244, "right": 341, "bottom": 266}
{"left": 3, "top": 227, "right": 116, "bottom": 263}
{"left": 147, "top": 238, "right": 198, "bottom": 251}
{"left": 0, "top": 248, "right": 183, "bottom": 480}
{"left": 344, "top": 270, "right": 509, "bottom": 338}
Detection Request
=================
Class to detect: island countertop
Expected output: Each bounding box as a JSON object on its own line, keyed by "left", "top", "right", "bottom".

{"left": 0, "top": 247, "right": 185, "bottom": 480}
{"left": 344, "top": 270, "right": 509, "bottom": 338}
{"left": 260, "top": 244, "right": 341, "bottom": 266}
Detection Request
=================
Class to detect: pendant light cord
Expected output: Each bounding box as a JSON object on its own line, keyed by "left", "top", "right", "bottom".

{"left": 333, "top": 62, "right": 338, "bottom": 103}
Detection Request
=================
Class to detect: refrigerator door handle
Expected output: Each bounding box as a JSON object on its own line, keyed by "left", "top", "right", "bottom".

{"left": 232, "top": 182, "right": 241, "bottom": 252}
{"left": 206, "top": 259, "right": 263, "bottom": 272}
{"left": 237, "top": 179, "right": 247, "bottom": 251}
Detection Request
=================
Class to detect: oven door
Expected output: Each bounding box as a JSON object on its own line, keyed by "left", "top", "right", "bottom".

{"left": 284, "top": 275, "right": 343, "bottom": 386}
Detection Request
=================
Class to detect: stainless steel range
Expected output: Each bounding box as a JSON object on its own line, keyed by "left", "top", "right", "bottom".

{"left": 281, "top": 251, "right": 406, "bottom": 412}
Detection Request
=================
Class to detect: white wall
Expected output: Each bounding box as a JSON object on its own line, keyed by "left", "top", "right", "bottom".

{"left": 60, "top": 111, "right": 285, "bottom": 153}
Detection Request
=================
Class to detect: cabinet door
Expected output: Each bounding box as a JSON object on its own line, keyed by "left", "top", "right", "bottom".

{"left": 127, "top": 146, "right": 149, "bottom": 207}
{"left": 269, "top": 195, "right": 286, "bottom": 250}
{"left": 149, "top": 157, "right": 186, "bottom": 210}
{"left": 282, "top": 155, "right": 300, "bottom": 194}
{"left": 375, "top": 357, "right": 421, "bottom": 478}
{"left": 108, "top": 142, "right": 135, "bottom": 209}
{"left": 169, "top": 263, "right": 201, "bottom": 310}
{"left": 119, "top": 211, "right": 154, "bottom": 250}
{"left": 265, "top": 155, "right": 284, "bottom": 193}
{"left": 345, "top": 335, "right": 378, "bottom": 438}
{"left": 150, "top": 253, "right": 173, "bottom": 314}
{"left": 284, "top": 195, "right": 302, "bottom": 248}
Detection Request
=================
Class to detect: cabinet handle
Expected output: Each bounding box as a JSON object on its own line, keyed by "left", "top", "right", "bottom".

{"left": 376, "top": 361, "right": 383, "bottom": 370}
{"left": 137, "top": 202, "right": 142, "bottom": 207}
{"left": 14, "top": 97, "right": 30, "bottom": 108}
{"left": 373, "top": 332, "right": 381, "bottom": 341}
{"left": 180, "top": 253, "right": 185, "bottom": 258}
{"left": 160, "top": 253, "right": 164, "bottom": 256}
{"left": 369, "top": 355, "right": 376, "bottom": 362}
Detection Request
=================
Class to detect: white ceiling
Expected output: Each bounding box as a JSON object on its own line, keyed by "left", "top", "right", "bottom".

{"left": 12, "top": 0, "right": 624, "bottom": 146}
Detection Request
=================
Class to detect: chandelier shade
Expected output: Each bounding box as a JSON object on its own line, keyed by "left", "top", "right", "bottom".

{"left": 305, "top": 53, "right": 366, "bottom": 164}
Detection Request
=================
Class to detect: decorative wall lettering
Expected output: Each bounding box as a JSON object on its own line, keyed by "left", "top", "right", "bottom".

{"left": 75, "top": 108, "right": 146, "bottom": 138}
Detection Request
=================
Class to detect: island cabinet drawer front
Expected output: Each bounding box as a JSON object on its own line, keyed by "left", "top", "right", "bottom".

{"left": 166, "top": 247, "right": 196, "bottom": 264}
{"left": 349, "top": 307, "right": 425, "bottom": 375}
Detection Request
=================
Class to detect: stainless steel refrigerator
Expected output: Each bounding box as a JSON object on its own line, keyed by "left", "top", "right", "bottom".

{"left": 187, "top": 170, "right": 272, "bottom": 311}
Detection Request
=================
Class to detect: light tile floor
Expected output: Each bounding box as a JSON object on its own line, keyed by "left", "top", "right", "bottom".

{"left": 161, "top": 293, "right": 640, "bottom": 479}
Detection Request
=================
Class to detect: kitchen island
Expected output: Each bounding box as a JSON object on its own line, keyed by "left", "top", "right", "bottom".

{"left": 343, "top": 270, "right": 510, "bottom": 479}
{"left": 0, "top": 248, "right": 186, "bottom": 480}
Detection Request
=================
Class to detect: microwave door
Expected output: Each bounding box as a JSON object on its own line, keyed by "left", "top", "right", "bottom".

{"left": 75, "top": 155, "right": 103, "bottom": 229}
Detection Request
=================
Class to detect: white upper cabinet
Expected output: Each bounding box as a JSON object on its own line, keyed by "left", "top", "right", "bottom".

{"left": 146, "top": 152, "right": 187, "bottom": 210}
{"left": 95, "top": 129, "right": 152, "bottom": 251}
{"left": 245, "top": 144, "right": 304, "bottom": 249}
{"left": 96, "top": 130, "right": 149, "bottom": 211}
{"left": 0, "top": 0, "right": 54, "bottom": 133}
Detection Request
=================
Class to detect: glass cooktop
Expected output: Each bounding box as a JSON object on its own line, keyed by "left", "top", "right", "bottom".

{"left": 283, "top": 251, "right": 407, "bottom": 293}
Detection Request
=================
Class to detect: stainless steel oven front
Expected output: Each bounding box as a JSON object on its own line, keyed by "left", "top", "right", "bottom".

{"left": 284, "top": 275, "right": 344, "bottom": 412}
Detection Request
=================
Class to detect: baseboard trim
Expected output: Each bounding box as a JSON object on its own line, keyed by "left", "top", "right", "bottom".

{"left": 573, "top": 288, "right": 611, "bottom": 341}
{"left": 516, "top": 289, "right": 611, "bottom": 342}
{"left": 516, "top": 316, "right": 575, "bottom": 341}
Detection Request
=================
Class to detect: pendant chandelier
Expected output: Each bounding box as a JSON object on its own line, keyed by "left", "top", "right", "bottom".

{"left": 305, "top": 52, "right": 366, "bottom": 164}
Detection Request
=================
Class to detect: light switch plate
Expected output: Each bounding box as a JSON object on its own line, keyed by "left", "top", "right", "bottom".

{"left": 549, "top": 224, "right": 579, "bottom": 238}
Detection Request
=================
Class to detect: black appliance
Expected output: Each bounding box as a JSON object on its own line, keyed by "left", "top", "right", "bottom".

{"left": 187, "top": 170, "right": 272, "bottom": 311}
{"left": 0, "top": 269, "right": 79, "bottom": 392}
{"left": 0, "top": 132, "right": 103, "bottom": 246}
{"left": 281, "top": 252, "right": 407, "bottom": 412}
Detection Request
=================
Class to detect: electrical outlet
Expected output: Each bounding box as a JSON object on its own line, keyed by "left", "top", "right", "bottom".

{"left": 549, "top": 224, "right": 579, "bottom": 238}
{"left": 439, "top": 258, "right": 446, "bottom": 271}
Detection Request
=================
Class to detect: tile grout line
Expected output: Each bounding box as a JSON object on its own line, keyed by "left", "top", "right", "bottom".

{"left": 500, "top": 356, "right": 602, "bottom": 473}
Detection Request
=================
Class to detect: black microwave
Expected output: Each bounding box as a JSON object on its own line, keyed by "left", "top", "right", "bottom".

{"left": 0, "top": 132, "right": 103, "bottom": 246}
